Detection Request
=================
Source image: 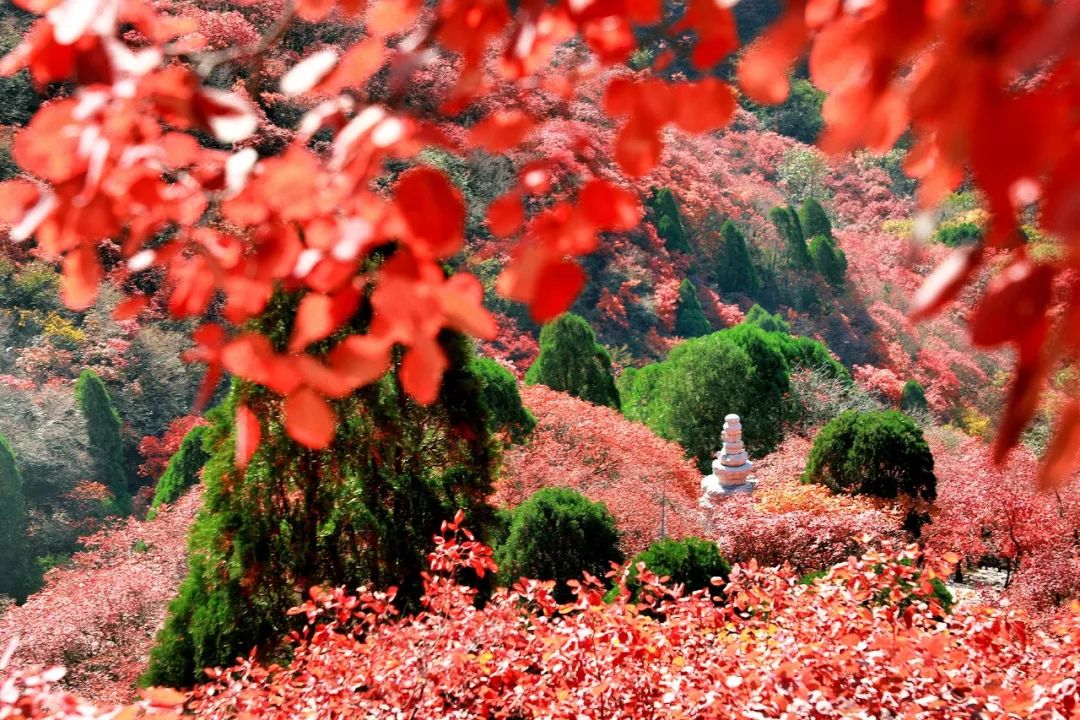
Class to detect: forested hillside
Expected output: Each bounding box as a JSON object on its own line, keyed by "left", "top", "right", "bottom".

{"left": 2, "top": 0, "right": 1080, "bottom": 717}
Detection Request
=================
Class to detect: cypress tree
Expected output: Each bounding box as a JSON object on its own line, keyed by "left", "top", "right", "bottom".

{"left": 0, "top": 433, "right": 35, "bottom": 603}
{"left": 716, "top": 220, "right": 761, "bottom": 295}
{"left": 148, "top": 425, "right": 211, "bottom": 519}
{"left": 744, "top": 303, "right": 790, "bottom": 334}
{"left": 75, "top": 369, "right": 131, "bottom": 515}
{"left": 800, "top": 197, "right": 833, "bottom": 240}
{"left": 144, "top": 291, "right": 500, "bottom": 688}
{"left": 650, "top": 188, "right": 692, "bottom": 254}
{"left": 470, "top": 356, "right": 536, "bottom": 444}
{"left": 525, "top": 313, "right": 621, "bottom": 410}
{"left": 809, "top": 234, "right": 847, "bottom": 288}
{"left": 769, "top": 205, "right": 812, "bottom": 269}
{"left": 674, "top": 279, "right": 711, "bottom": 338}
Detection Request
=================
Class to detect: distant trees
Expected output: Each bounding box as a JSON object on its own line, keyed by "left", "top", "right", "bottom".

{"left": 470, "top": 357, "right": 536, "bottom": 443}
{"left": 716, "top": 221, "right": 760, "bottom": 295}
{"left": 803, "top": 410, "right": 936, "bottom": 502}
{"left": 649, "top": 188, "right": 691, "bottom": 254}
{"left": 75, "top": 369, "right": 130, "bottom": 515}
{"left": 0, "top": 433, "right": 34, "bottom": 603}
{"left": 496, "top": 487, "right": 623, "bottom": 603}
{"left": 674, "top": 280, "right": 711, "bottom": 338}
{"left": 526, "top": 313, "right": 621, "bottom": 410}
{"left": 769, "top": 205, "right": 812, "bottom": 269}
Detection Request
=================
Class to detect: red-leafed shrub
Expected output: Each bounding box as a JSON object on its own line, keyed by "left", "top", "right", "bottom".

{"left": 137, "top": 415, "right": 208, "bottom": 481}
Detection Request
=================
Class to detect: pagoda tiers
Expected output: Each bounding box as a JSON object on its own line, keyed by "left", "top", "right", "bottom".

{"left": 701, "top": 414, "right": 757, "bottom": 501}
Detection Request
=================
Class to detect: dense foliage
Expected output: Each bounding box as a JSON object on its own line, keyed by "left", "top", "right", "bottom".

{"left": 804, "top": 410, "right": 937, "bottom": 502}
{"left": 0, "top": 432, "right": 34, "bottom": 602}
{"left": 673, "top": 279, "right": 711, "bottom": 338}
{"left": 148, "top": 425, "right": 209, "bottom": 518}
{"left": 74, "top": 370, "right": 130, "bottom": 515}
{"left": 496, "top": 487, "right": 622, "bottom": 603}
{"left": 526, "top": 314, "right": 620, "bottom": 410}
{"left": 715, "top": 221, "right": 760, "bottom": 296}
{"left": 623, "top": 536, "right": 730, "bottom": 602}
{"left": 469, "top": 356, "right": 536, "bottom": 444}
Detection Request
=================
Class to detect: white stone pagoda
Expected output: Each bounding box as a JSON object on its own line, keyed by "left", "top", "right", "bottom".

{"left": 701, "top": 414, "right": 757, "bottom": 503}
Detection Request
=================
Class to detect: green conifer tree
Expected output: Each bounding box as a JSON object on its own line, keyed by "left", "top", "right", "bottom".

{"left": 716, "top": 220, "right": 761, "bottom": 295}
{"left": 75, "top": 369, "right": 131, "bottom": 515}
{"left": 809, "top": 234, "right": 847, "bottom": 288}
{"left": 674, "top": 279, "right": 711, "bottom": 338}
{"left": 144, "top": 292, "right": 500, "bottom": 688}
{"left": 901, "top": 380, "right": 929, "bottom": 414}
{"left": 0, "top": 433, "right": 35, "bottom": 603}
{"left": 800, "top": 197, "right": 833, "bottom": 240}
{"left": 769, "top": 205, "right": 812, "bottom": 269}
{"left": 744, "top": 303, "right": 790, "bottom": 334}
{"left": 650, "top": 188, "right": 692, "bottom": 254}
{"left": 525, "top": 313, "right": 621, "bottom": 410}
{"left": 148, "top": 425, "right": 210, "bottom": 519}
{"left": 469, "top": 356, "right": 536, "bottom": 444}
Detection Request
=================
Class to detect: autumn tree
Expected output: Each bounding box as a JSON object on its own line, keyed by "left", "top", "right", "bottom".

{"left": 649, "top": 188, "right": 692, "bottom": 255}
{"left": 0, "top": 432, "right": 34, "bottom": 603}
{"left": 769, "top": 205, "right": 812, "bottom": 269}
{"left": 804, "top": 410, "right": 936, "bottom": 502}
{"left": 75, "top": 369, "right": 130, "bottom": 515}
{"left": 148, "top": 425, "right": 210, "bottom": 519}
{"left": 144, "top": 316, "right": 501, "bottom": 687}
{"left": 526, "top": 313, "right": 620, "bottom": 410}
{"left": 496, "top": 487, "right": 623, "bottom": 603}
{"left": 674, "top": 279, "right": 710, "bottom": 338}
{"left": 470, "top": 356, "right": 535, "bottom": 444}
{"left": 716, "top": 221, "right": 760, "bottom": 296}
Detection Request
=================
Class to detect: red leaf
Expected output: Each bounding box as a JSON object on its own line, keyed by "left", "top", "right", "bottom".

{"left": 235, "top": 403, "right": 261, "bottom": 469}
{"left": 673, "top": 79, "right": 736, "bottom": 134}
{"left": 908, "top": 245, "right": 983, "bottom": 322}
{"left": 614, "top": 121, "right": 662, "bottom": 177}
{"left": 441, "top": 273, "right": 497, "bottom": 340}
{"left": 112, "top": 295, "right": 148, "bottom": 321}
{"left": 142, "top": 687, "right": 188, "bottom": 708}
{"left": 469, "top": 110, "right": 535, "bottom": 152}
{"left": 327, "top": 334, "right": 392, "bottom": 389}
{"left": 531, "top": 260, "right": 585, "bottom": 323}
{"left": 295, "top": 0, "right": 335, "bottom": 22}
{"left": 400, "top": 338, "right": 448, "bottom": 405}
{"left": 1038, "top": 399, "right": 1080, "bottom": 491}
{"left": 284, "top": 387, "right": 337, "bottom": 449}
{"left": 61, "top": 244, "right": 101, "bottom": 310}
{"left": 578, "top": 179, "right": 642, "bottom": 232}
{"left": 969, "top": 259, "right": 1055, "bottom": 348}
{"left": 737, "top": 9, "right": 808, "bottom": 104}
{"left": 0, "top": 179, "right": 41, "bottom": 225}
{"left": 487, "top": 194, "right": 524, "bottom": 237}
{"left": 394, "top": 167, "right": 465, "bottom": 259}
{"left": 288, "top": 285, "right": 361, "bottom": 353}
{"left": 13, "top": 99, "right": 85, "bottom": 183}
{"left": 223, "top": 334, "right": 302, "bottom": 395}
{"left": 316, "top": 39, "right": 384, "bottom": 94}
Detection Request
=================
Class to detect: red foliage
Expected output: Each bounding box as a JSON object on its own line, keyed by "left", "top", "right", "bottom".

{"left": 498, "top": 386, "right": 706, "bottom": 555}
{"left": 137, "top": 415, "right": 208, "bottom": 480}
{"left": 0, "top": 489, "right": 202, "bottom": 704}
{"left": 853, "top": 364, "right": 904, "bottom": 404}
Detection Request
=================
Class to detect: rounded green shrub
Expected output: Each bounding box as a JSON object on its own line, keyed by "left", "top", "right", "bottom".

{"left": 900, "top": 380, "right": 929, "bottom": 414}
{"left": 496, "top": 487, "right": 623, "bottom": 603}
{"left": 470, "top": 357, "right": 536, "bottom": 443}
{"left": 803, "top": 410, "right": 936, "bottom": 501}
{"left": 626, "top": 537, "right": 730, "bottom": 601}
{"left": 526, "top": 313, "right": 620, "bottom": 410}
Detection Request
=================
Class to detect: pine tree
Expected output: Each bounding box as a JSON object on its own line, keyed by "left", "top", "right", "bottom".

{"left": 470, "top": 356, "right": 536, "bottom": 444}
{"left": 650, "top": 188, "right": 692, "bottom": 254}
{"left": 800, "top": 197, "right": 833, "bottom": 240}
{"left": 716, "top": 220, "right": 761, "bottom": 295}
{"left": 0, "top": 433, "right": 35, "bottom": 603}
{"left": 144, "top": 293, "right": 500, "bottom": 688}
{"left": 674, "top": 279, "right": 711, "bottom": 338}
{"left": 769, "top": 205, "right": 812, "bottom": 269}
{"left": 75, "top": 369, "right": 131, "bottom": 515}
{"left": 744, "top": 303, "right": 790, "bottom": 334}
{"left": 809, "top": 234, "right": 846, "bottom": 288}
{"left": 525, "top": 313, "right": 621, "bottom": 410}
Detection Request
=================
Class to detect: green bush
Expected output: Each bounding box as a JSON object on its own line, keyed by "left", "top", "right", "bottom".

{"left": 752, "top": 78, "right": 824, "bottom": 144}
{"left": 769, "top": 205, "right": 812, "bottom": 269}
{"left": 526, "top": 313, "right": 620, "bottom": 410}
{"left": 625, "top": 537, "right": 730, "bottom": 601}
{"left": 803, "top": 410, "right": 936, "bottom": 501}
{"left": 148, "top": 425, "right": 210, "bottom": 518}
{"left": 900, "top": 380, "right": 929, "bottom": 414}
{"left": 0, "top": 433, "right": 35, "bottom": 602}
{"left": 935, "top": 222, "right": 982, "bottom": 247}
{"left": 674, "top": 279, "right": 711, "bottom": 338}
{"left": 75, "top": 369, "right": 131, "bottom": 515}
{"left": 617, "top": 363, "right": 668, "bottom": 427}
{"left": 496, "top": 487, "right": 622, "bottom": 603}
{"left": 650, "top": 188, "right": 692, "bottom": 254}
{"left": 744, "top": 304, "right": 790, "bottom": 334}
{"left": 716, "top": 221, "right": 760, "bottom": 295}
{"left": 470, "top": 357, "right": 536, "bottom": 444}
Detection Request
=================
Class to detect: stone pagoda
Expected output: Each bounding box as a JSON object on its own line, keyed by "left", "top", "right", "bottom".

{"left": 701, "top": 414, "right": 757, "bottom": 503}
